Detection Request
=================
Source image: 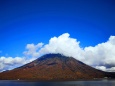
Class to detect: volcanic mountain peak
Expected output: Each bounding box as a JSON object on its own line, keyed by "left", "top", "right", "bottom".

{"left": 37, "top": 53, "right": 69, "bottom": 62}
{"left": 35, "top": 53, "right": 85, "bottom": 65}
{"left": 21, "top": 53, "right": 86, "bottom": 71}
{"left": 0, "top": 53, "right": 114, "bottom": 80}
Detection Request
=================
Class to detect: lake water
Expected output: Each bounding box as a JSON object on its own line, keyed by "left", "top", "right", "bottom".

{"left": 0, "top": 80, "right": 115, "bottom": 86}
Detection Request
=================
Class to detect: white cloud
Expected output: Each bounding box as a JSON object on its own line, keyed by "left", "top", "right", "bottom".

{"left": 95, "top": 66, "right": 115, "bottom": 72}
{"left": 0, "top": 33, "right": 115, "bottom": 72}
{"left": 95, "top": 66, "right": 106, "bottom": 71}
{"left": 23, "top": 43, "right": 43, "bottom": 57}
{"left": 83, "top": 36, "right": 115, "bottom": 67}
{"left": 107, "top": 67, "right": 115, "bottom": 72}
{"left": 39, "top": 33, "right": 84, "bottom": 60}
{"left": 0, "top": 56, "right": 30, "bottom": 72}
{"left": 24, "top": 33, "right": 115, "bottom": 72}
{"left": 23, "top": 43, "right": 44, "bottom": 61}
{"left": 0, "top": 43, "right": 44, "bottom": 72}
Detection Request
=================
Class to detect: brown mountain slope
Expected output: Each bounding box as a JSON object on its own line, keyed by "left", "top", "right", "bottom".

{"left": 0, "top": 54, "right": 113, "bottom": 80}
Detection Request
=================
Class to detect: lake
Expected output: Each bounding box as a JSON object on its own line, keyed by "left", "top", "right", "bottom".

{"left": 0, "top": 80, "right": 115, "bottom": 86}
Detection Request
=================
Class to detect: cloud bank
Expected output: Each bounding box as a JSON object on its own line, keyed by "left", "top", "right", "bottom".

{"left": 0, "top": 56, "right": 26, "bottom": 72}
{"left": 0, "top": 33, "right": 115, "bottom": 72}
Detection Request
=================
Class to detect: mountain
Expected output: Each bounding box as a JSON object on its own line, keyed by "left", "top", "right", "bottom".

{"left": 0, "top": 53, "right": 114, "bottom": 81}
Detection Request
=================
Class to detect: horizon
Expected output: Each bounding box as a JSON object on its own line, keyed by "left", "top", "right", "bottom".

{"left": 0, "top": 0, "right": 115, "bottom": 72}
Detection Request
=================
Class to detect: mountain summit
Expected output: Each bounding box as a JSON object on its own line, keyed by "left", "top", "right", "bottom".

{"left": 0, "top": 54, "right": 114, "bottom": 80}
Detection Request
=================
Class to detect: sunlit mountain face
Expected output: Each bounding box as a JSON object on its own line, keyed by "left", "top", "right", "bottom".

{"left": 0, "top": 54, "right": 114, "bottom": 81}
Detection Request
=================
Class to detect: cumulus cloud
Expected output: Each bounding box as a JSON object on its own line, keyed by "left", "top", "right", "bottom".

{"left": 83, "top": 36, "right": 115, "bottom": 72}
{"left": 23, "top": 43, "right": 43, "bottom": 59}
{"left": 39, "top": 33, "right": 84, "bottom": 61}
{"left": 0, "top": 56, "right": 32, "bottom": 72}
{"left": 0, "top": 43, "right": 44, "bottom": 72}
{"left": 95, "top": 66, "right": 115, "bottom": 72}
{"left": 24, "top": 33, "right": 115, "bottom": 72}
{"left": 0, "top": 33, "right": 115, "bottom": 72}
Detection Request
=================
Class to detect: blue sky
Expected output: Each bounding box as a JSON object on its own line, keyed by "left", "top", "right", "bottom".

{"left": 0, "top": 0, "right": 115, "bottom": 72}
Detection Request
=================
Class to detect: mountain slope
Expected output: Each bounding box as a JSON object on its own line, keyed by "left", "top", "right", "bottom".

{"left": 0, "top": 54, "right": 113, "bottom": 80}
